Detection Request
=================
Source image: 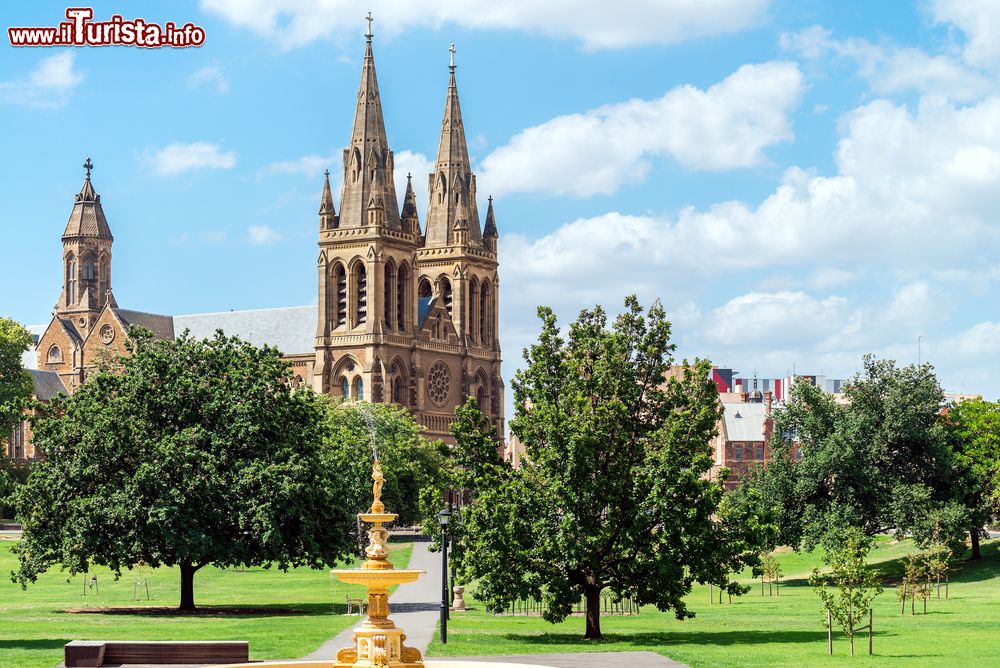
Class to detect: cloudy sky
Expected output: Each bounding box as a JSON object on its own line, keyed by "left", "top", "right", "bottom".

{"left": 3, "top": 1, "right": 1000, "bottom": 405}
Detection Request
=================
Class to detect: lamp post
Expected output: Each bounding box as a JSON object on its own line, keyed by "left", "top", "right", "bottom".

{"left": 437, "top": 506, "right": 452, "bottom": 644}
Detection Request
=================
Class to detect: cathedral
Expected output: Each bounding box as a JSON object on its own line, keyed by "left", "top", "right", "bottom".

{"left": 19, "top": 26, "right": 503, "bottom": 454}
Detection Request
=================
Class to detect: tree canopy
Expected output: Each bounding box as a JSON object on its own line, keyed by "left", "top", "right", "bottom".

{"left": 12, "top": 330, "right": 355, "bottom": 609}
{"left": 0, "top": 317, "right": 33, "bottom": 438}
{"left": 742, "top": 356, "right": 967, "bottom": 554}
{"left": 944, "top": 397, "right": 1000, "bottom": 558}
{"left": 451, "top": 296, "right": 770, "bottom": 639}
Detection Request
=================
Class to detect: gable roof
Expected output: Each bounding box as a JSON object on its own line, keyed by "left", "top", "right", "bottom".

{"left": 29, "top": 369, "right": 67, "bottom": 401}
{"left": 173, "top": 305, "right": 316, "bottom": 356}
{"left": 112, "top": 308, "right": 175, "bottom": 340}
{"left": 722, "top": 402, "right": 768, "bottom": 442}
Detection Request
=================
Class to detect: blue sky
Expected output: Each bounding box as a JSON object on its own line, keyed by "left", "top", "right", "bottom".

{"left": 3, "top": 0, "right": 1000, "bottom": 402}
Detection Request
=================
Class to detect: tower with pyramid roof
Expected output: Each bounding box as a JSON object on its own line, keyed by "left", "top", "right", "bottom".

{"left": 314, "top": 25, "right": 503, "bottom": 441}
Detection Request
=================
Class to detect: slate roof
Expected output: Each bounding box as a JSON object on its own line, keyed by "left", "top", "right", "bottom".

{"left": 63, "top": 176, "right": 113, "bottom": 239}
{"left": 29, "top": 369, "right": 67, "bottom": 401}
{"left": 173, "top": 305, "right": 316, "bottom": 356}
{"left": 722, "top": 402, "right": 768, "bottom": 442}
{"left": 113, "top": 308, "right": 175, "bottom": 340}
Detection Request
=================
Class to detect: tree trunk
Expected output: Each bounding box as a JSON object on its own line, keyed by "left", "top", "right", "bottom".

{"left": 583, "top": 583, "right": 602, "bottom": 640}
{"left": 179, "top": 561, "right": 198, "bottom": 611}
{"left": 971, "top": 529, "right": 982, "bottom": 560}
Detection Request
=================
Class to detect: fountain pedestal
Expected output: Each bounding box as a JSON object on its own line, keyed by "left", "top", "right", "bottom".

{"left": 330, "top": 462, "right": 425, "bottom": 667}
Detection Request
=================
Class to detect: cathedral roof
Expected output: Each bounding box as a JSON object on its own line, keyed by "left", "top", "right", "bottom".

{"left": 424, "top": 50, "right": 482, "bottom": 247}
{"left": 63, "top": 160, "right": 113, "bottom": 240}
{"left": 112, "top": 308, "right": 176, "bottom": 340}
{"left": 173, "top": 305, "right": 316, "bottom": 356}
{"left": 29, "top": 369, "right": 67, "bottom": 401}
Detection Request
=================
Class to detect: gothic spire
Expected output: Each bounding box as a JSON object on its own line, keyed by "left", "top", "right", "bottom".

{"left": 483, "top": 195, "right": 497, "bottom": 238}
{"left": 319, "top": 169, "right": 336, "bottom": 228}
{"left": 401, "top": 172, "right": 421, "bottom": 235}
{"left": 338, "top": 20, "right": 400, "bottom": 230}
{"left": 423, "top": 43, "right": 482, "bottom": 247}
{"left": 63, "top": 156, "right": 112, "bottom": 240}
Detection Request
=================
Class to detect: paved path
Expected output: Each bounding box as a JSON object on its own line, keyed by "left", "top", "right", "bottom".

{"left": 305, "top": 538, "right": 441, "bottom": 659}
{"left": 438, "top": 651, "right": 687, "bottom": 667}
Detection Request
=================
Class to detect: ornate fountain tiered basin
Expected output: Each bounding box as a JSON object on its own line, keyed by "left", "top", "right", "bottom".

{"left": 209, "top": 462, "right": 556, "bottom": 668}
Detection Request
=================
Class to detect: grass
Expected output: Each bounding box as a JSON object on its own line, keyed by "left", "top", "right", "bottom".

{"left": 426, "top": 538, "right": 1000, "bottom": 666}
{"left": 0, "top": 539, "right": 411, "bottom": 668}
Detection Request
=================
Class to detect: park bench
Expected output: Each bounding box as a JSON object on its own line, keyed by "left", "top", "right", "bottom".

{"left": 64, "top": 639, "right": 249, "bottom": 667}
{"left": 346, "top": 593, "right": 367, "bottom": 615}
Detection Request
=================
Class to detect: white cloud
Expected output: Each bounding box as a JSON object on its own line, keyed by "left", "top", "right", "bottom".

{"left": 706, "top": 291, "right": 851, "bottom": 348}
{"left": 929, "top": 0, "right": 1000, "bottom": 71}
{"left": 187, "top": 64, "right": 229, "bottom": 93}
{"left": 247, "top": 224, "right": 282, "bottom": 245}
{"left": 200, "top": 0, "right": 770, "bottom": 50}
{"left": 478, "top": 61, "right": 804, "bottom": 197}
{"left": 781, "top": 25, "right": 992, "bottom": 101}
{"left": 261, "top": 151, "right": 337, "bottom": 179}
{"left": 0, "top": 51, "right": 84, "bottom": 109}
{"left": 144, "top": 142, "right": 237, "bottom": 177}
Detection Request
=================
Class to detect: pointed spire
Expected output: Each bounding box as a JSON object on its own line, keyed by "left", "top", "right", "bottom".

{"left": 401, "top": 172, "right": 421, "bottom": 235}
{"left": 483, "top": 195, "right": 497, "bottom": 238}
{"left": 424, "top": 43, "right": 482, "bottom": 247}
{"left": 64, "top": 157, "right": 112, "bottom": 240}
{"left": 319, "top": 169, "right": 337, "bottom": 229}
{"left": 338, "top": 19, "right": 401, "bottom": 230}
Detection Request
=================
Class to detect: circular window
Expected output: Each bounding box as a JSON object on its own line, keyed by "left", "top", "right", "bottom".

{"left": 99, "top": 324, "right": 115, "bottom": 345}
{"left": 426, "top": 361, "right": 451, "bottom": 407}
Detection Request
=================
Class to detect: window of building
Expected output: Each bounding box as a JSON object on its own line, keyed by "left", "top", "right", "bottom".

{"left": 795, "top": 447, "right": 803, "bottom": 461}
{"left": 480, "top": 283, "right": 491, "bottom": 344}
{"left": 384, "top": 264, "right": 394, "bottom": 328}
{"left": 10, "top": 422, "right": 25, "bottom": 459}
{"left": 756, "top": 446, "right": 765, "bottom": 461}
{"left": 83, "top": 252, "right": 95, "bottom": 281}
{"left": 66, "top": 253, "right": 77, "bottom": 304}
{"left": 441, "top": 278, "right": 453, "bottom": 319}
{"left": 396, "top": 266, "right": 407, "bottom": 330}
{"left": 99, "top": 253, "right": 110, "bottom": 303}
{"left": 335, "top": 265, "right": 347, "bottom": 326}
{"left": 47, "top": 345, "right": 61, "bottom": 363}
{"left": 356, "top": 265, "right": 367, "bottom": 324}
{"left": 393, "top": 376, "right": 404, "bottom": 405}
{"left": 353, "top": 376, "right": 364, "bottom": 401}
{"left": 733, "top": 445, "right": 743, "bottom": 461}
{"left": 340, "top": 376, "right": 350, "bottom": 399}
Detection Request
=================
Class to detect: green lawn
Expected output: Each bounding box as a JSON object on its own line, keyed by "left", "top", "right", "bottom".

{"left": 0, "top": 540, "right": 411, "bottom": 668}
{"left": 426, "top": 538, "right": 1000, "bottom": 666}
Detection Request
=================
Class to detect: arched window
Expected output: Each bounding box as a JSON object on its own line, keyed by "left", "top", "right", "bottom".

{"left": 66, "top": 254, "right": 77, "bottom": 304}
{"left": 476, "top": 385, "right": 486, "bottom": 410}
{"left": 383, "top": 263, "right": 395, "bottom": 328}
{"left": 351, "top": 149, "right": 361, "bottom": 183}
{"left": 99, "top": 253, "right": 110, "bottom": 304}
{"left": 334, "top": 264, "right": 347, "bottom": 326}
{"left": 47, "top": 345, "right": 62, "bottom": 363}
{"left": 441, "top": 278, "right": 453, "bottom": 319}
{"left": 353, "top": 376, "right": 364, "bottom": 401}
{"left": 397, "top": 266, "right": 408, "bottom": 331}
{"left": 82, "top": 253, "right": 95, "bottom": 282}
{"left": 393, "top": 376, "right": 404, "bottom": 405}
{"left": 340, "top": 376, "right": 350, "bottom": 398}
{"left": 469, "top": 278, "right": 480, "bottom": 344}
{"left": 355, "top": 264, "right": 367, "bottom": 325}
{"left": 480, "top": 282, "right": 491, "bottom": 344}
{"left": 418, "top": 278, "right": 432, "bottom": 299}
{"left": 437, "top": 173, "right": 447, "bottom": 205}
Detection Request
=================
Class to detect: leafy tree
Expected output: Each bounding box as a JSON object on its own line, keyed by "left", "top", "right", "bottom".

{"left": 750, "top": 357, "right": 962, "bottom": 552}
{"left": 323, "top": 400, "right": 448, "bottom": 529}
{"left": 810, "top": 528, "right": 883, "bottom": 656}
{"left": 12, "top": 330, "right": 355, "bottom": 609}
{"left": 451, "top": 297, "right": 769, "bottom": 639}
{"left": 0, "top": 317, "right": 33, "bottom": 438}
{"left": 944, "top": 398, "right": 1000, "bottom": 559}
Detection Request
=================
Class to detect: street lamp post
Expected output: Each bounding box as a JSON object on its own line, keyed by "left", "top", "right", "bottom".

{"left": 437, "top": 506, "right": 452, "bottom": 644}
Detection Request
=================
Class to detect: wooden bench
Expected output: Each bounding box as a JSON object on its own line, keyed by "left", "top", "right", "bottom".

{"left": 65, "top": 640, "right": 249, "bottom": 666}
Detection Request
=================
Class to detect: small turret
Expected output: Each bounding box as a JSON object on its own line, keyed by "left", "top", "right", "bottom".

{"left": 400, "top": 172, "right": 421, "bottom": 236}
{"left": 483, "top": 195, "right": 498, "bottom": 252}
{"left": 319, "top": 169, "right": 337, "bottom": 229}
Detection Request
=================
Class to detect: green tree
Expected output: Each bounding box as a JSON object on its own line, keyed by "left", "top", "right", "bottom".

{"left": 452, "top": 297, "right": 768, "bottom": 639}
{"left": 0, "top": 317, "right": 33, "bottom": 437}
{"left": 12, "top": 330, "right": 355, "bottom": 610}
{"left": 751, "top": 357, "right": 962, "bottom": 552}
{"left": 810, "top": 527, "right": 884, "bottom": 656}
{"left": 323, "top": 400, "right": 447, "bottom": 528}
{"left": 944, "top": 398, "right": 1000, "bottom": 559}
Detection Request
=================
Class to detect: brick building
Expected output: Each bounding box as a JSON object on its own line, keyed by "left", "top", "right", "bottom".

{"left": 13, "top": 27, "right": 502, "bottom": 461}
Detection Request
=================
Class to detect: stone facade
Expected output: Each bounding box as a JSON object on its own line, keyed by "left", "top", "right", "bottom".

{"left": 19, "top": 31, "right": 503, "bottom": 459}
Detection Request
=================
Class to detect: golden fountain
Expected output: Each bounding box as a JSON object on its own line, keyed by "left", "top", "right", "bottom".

{"left": 327, "top": 459, "right": 425, "bottom": 667}
{"left": 211, "top": 460, "right": 553, "bottom": 668}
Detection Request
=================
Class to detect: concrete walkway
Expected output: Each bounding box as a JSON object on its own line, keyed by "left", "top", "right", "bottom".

{"left": 439, "top": 652, "right": 687, "bottom": 667}
{"left": 305, "top": 538, "right": 442, "bottom": 659}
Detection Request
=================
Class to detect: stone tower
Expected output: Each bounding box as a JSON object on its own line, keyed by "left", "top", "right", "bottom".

{"left": 57, "top": 158, "right": 116, "bottom": 338}
{"left": 314, "top": 28, "right": 503, "bottom": 441}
